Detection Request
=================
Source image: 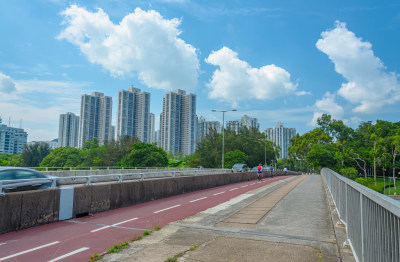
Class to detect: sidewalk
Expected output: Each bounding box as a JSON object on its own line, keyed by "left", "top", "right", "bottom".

{"left": 101, "top": 175, "right": 352, "bottom": 262}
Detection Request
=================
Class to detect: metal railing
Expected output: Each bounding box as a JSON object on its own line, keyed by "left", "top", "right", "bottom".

{"left": 322, "top": 168, "right": 400, "bottom": 262}
{"left": 0, "top": 169, "right": 231, "bottom": 194}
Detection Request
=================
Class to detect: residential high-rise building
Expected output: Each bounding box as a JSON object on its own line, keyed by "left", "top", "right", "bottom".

{"left": 160, "top": 89, "right": 196, "bottom": 156}
{"left": 58, "top": 112, "right": 79, "bottom": 147}
{"left": 78, "top": 92, "right": 113, "bottom": 147}
{"left": 226, "top": 120, "right": 241, "bottom": 133}
{"left": 197, "top": 116, "right": 221, "bottom": 142}
{"left": 241, "top": 115, "right": 259, "bottom": 130}
{"left": 149, "top": 113, "right": 155, "bottom": 143}
{"left": 0, "top": 117, "right": 28, "bottom": 154}
{"left": 265, "top": 122, "right": 296, "bottom": 159}
{"left": 116, "top": 87, "right": 151, "bottom": 143}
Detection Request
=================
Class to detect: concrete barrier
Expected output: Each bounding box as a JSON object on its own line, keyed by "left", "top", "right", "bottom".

{"left": 0, "top": 171, "right": 301, "bottom": 234}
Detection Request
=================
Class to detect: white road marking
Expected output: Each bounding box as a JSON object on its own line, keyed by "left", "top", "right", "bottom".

{"left": 241, "top": 185, "right": 248, "bottom": 188}
{"left": 91, "top": 218, "right": 138, "bottom": 233}
{"left": 189, "top": 197, "right": 208, "bottom": 203}
{"left": 229, "top": 188, "right": 239, "bottom": 191}
{"left": 153, "top": 204, "right": 181, "bottom": 214}
{"left": 0, "top": 241, "right": 60, "bottom": 261}
{"left": 0, "top": 243, "right": 6, "bottom": 246}
{"left": 202, "top": 194, "right": 253, "bottom": 214}
{"left": 48, "top": 247, "right": 89, "bottom": 262}
{"left": 213, "top": 191, "right": 225, "bottom": 196}
{"left": 250, "top": 183, "right": 255, "bottom": 185}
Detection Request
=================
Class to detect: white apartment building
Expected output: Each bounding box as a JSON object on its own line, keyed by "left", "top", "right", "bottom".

{"left": 160, "top": 89, "right": 196, "bottom": 156}
{"left": 226, "top": 120, "right": 241, "bottom": 133}
{"left": 197, "top": 116, "right": 221, "bottom": 142}
{"left": 116, "top": 87, "right": 151, "bottom": 143}
{"left": 78, "top": 92, "right": 113, "bottom": 147}
{"left": 149, "top": 113, "right": 155, "bottom": 143}
{"left": 265, "top": 122, "right": 296, "bottom": 159}
{"left": 241, "top": 115, "right": 259, "bottom": 130}
{"left": 0, "top": 117, "right": 28, "bottom": 154}
{"left": 58, "top": 112, "right": 79, "bottom": 147}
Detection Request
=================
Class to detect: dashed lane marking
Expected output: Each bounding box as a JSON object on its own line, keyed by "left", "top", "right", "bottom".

{"left": 213, "top": 191, "right": 225, "bottom": 196}
{"left": 153, "top": 204, "right": 181, "bottom": 214}
{"left": 91, "top": 217, "right": 138, "bottom": 233}
{"left": 241, "top": 185, "right": 248, "bottom": 188}
{"left": 229, "top": 188, "right": 239, "bottom": 191}
{"left": 189, "top": 197, "right": 208, "bottom": 203}
{"left": 0, "top": 241, "right": 60, "bottom": 261}
{"left": 48, "top": 247, "right": 89, "bottom": 262}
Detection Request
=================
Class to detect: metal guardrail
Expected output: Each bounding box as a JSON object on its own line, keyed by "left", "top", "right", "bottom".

{"left": 0, "top": 169, "right": 231, "bottom": 195}
{"left": 28, "top": 166, "right": 197, "bottom": 171}
{"left": 321, "top": 168, "right": 400, "bottom": 262}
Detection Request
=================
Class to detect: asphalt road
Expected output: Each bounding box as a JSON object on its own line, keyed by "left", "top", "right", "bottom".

{"left": 0, "top": 176, "right": 289, "bottom": 262}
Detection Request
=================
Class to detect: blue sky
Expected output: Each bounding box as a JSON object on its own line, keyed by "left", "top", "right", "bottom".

{"left": 1, "top": 0, "right": 400, "bottom": 142}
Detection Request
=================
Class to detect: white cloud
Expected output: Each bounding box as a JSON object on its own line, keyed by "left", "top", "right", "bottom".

{"left": 316, "top": 21, "right": 400, "bottom": 114}
{"left": 57, "top": 5, "right": 199, "bottom": 91}
{"left": 205, "top": 47, "right": 297, "bottom": 103}
{"left": 0, "top": 72, "right": 17, "bottom": 93}
{"left": 310, "top": 92, "right": 344, "bottom": 126}
{"left": 295, "top": 90, "right": 311, "bottom": 96}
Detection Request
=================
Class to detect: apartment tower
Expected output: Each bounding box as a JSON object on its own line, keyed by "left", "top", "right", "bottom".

{"left": 78, "top": 92, "right": 113, "bottom": 147}
{"left": 160, "top": 89, "right": 196, "bottom": 156}
{"left": 265, "top": 122, "right": 296, "bottom": 159}
{"left": 58, "top": 112, "right": 79, "bottom": 147}
{"left": 116, "top": 87, "right": 151, "bottom": 143}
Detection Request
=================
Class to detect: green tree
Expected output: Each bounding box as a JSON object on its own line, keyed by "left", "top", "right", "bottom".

{"left": 21, "top": 142, "right": 51, "bottom": 167}
{"left": 224, "top": 150, "right": 248, "bottom": 169}
{"left": 120, "top": 143, "right": 168, "bottom": 167}
{"left": 40, "top": 147, "right": 82, "bottom": 167}
{"left": 306, "top": 143, "right": 337, "bottom": 173}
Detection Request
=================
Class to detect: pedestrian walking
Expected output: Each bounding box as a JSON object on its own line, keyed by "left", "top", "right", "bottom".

{"left": 270, "top": 165, "right": 273, "bottom": 177}
{"left": 284, "top": 167, "right": 287, "bottom": 176}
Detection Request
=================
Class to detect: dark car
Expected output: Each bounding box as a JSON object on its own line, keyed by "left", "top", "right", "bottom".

{"left": 0, "top": 167, "right": 57, "bottom": 193}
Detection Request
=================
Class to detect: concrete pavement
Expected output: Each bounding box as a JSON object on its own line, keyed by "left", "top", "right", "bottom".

{"left": 100, "top": 175, "right": 354, "bottom": 262}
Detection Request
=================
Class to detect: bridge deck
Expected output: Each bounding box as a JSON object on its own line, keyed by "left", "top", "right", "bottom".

{"left": 102, "top": 175, "right": 354, "bottom": 262}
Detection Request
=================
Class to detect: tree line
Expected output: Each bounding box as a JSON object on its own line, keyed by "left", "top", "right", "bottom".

{"left": 0, "top": 136, "right": 168, "bottom": 168}
{"left": 288, "top": 114, "right": 400, "bottom": 183}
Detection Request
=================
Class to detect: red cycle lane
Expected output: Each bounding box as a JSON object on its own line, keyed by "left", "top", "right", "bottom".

{"left": 0, "top": 176, "right": 291, "bottom": 262}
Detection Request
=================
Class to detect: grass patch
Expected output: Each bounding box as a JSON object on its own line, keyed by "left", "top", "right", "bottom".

{"left": 143, "top": 230, "right": 152, "bottom": 236}
{"left": 189, "top": 244, "right": 200, "bottom": 251}
{"left": 165, "top": 253, "right": 184, "bottom": 262}
{"left": 107, "top": 241, "right": 129, "bottom": 253}
{"left": 152, "top": 224, "right": 161, "bottom": 231}
{"left": 385, "top": 186, "right": 400, "bottom": 195}
{"left": 88, "top": 252, "right": 102, "bottom": 261}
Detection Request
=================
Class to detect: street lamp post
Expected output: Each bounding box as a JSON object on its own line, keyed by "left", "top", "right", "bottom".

{"left": 264, "top": 130, "right": 267, "bottom": 167}
{"left": 212, "top": 109, "right": 237, "bottom": 169}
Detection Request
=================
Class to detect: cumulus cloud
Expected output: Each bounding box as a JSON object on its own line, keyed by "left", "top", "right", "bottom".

{"left": 205, "top": 47, "right": 297, "bottom": 102}
{"left": 310, "top": 92, "right": 344, "bottom": 126}
{"left": 316, "top": 21, "right": 400, "bottom": 113}
{"left": 57, "top": 5, "right": 199, "bottom": 91}
{"left": 0, "top": 72, "right": 17, "bottom": 93}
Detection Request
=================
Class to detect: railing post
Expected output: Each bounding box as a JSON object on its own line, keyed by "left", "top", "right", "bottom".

{"left": 87, "top": 176, "right": 92, "bottom": 186}
{"left": 173, "top": 171, "right": 176, "bottom": 178}
{"left": 119, "top": 175, "right": 123, "bottom": 183}
{"left": 0, "top": 181, "right": 4, "bottom": 195}
{"left": 51, "top": 178, "right": 57, "bottom": 189}
{"left": 141, "top": 173, "right": 144, "bottom": 181}
{"left": 46, "top": 167, "right": 49, "bottom": 171}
